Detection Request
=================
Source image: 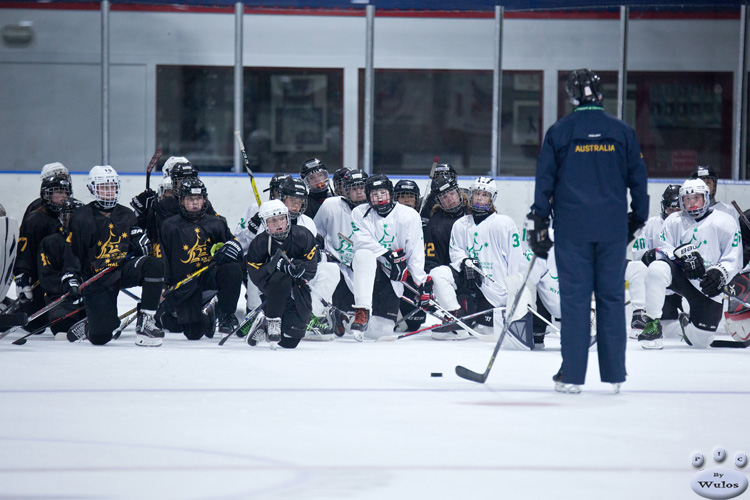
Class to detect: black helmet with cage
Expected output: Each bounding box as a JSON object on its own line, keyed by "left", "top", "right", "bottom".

{"left": 566, "top": 69, "right": 603, "bottom": 107}
{"left": 332, "top": 167, "right": 351, "bottom": 197}
{"left": 178, "top": 178, "right": 208, "bottom": 222}
{"left": 279, "top": 176, "right": 309, "bottom": 220}
{"left": 300, "top": 158, "right": 330, "bottom": 195}
{"left": 365, "top": 174, "right": 395, "bottom": 217}
{"left": 40, "top": 175, "right": 73, "bottom": 213}
{"left": 660, "top": 184, "right": 681, "bottom": 220}
{"left": 432, "top": 176, "right": 463, "bottom": 215}
{"left": 264, "top": 173, "right": 292, "bottom": 200}
{"left": 394, "top": 179, "right": 421, "bottom": 210}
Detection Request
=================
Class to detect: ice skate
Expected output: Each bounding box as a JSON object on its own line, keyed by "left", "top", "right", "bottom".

{"left": 267, "top": 317, "right": 281, "bottom": 349}
{"left": 303, "top": 315, "right": 334, "bottom": 341}
{"left": 135, "top": 308, "right": 163, "bottom": 347}
{"left": 351, "top": 308, "right": 369, "bottom": 341}
{"left": 217, "top": 312, "right": 239, "bottom": 336}
{"left": 246, "top": 311, "right": 267, "bottom": 346}
{"left": 678, "top": 312, "right": 692, "bottom": 346}
{"left": 637, "top": 317, "right": 663, "bottom": 350}
{"left": 629, "top": 309, "right": 647, "bottom": 339}
{"left": 552, "top": 368, "right": 581, "bottom": 394}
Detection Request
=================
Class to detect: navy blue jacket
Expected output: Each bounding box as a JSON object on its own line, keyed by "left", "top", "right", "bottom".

{"left": 531, "top": 105, "right": 649, "bottom": 242}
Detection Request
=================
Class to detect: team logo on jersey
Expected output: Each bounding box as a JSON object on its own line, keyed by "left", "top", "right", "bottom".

{"left": 378, "top": 223, "right": 396, "bottom": 250}
{"left": 466, "top": 231, "right": 489, "bottom": 260}
{"left": 181, "top": 227, "right": 212, "bottom": 267}
{"left": 95, "top": 223, "right": 128, "bottom": 263}
{"left": 334, "top": 225, "right": 358, "bottom": 263}
{"left": 681, "top": 228, "right": 708, "bottom": 249}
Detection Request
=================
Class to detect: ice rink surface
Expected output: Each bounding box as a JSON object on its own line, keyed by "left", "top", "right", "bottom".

{"left": 1, "top": 291, "right": 749, "bottom": 500}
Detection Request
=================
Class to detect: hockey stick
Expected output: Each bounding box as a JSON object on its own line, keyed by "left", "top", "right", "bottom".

{"left": 0, "top": 266, "right": 117, "bottom": 341}
{"left": 121, "top": 289, "right": 141, "bottom": 302}
{"left": 711, "top": 339, "right": 750, "bottom": 348}
{"left": 731, "top": 201, "right": 750, "bottom": 231}
{"left": 376, "top": 306, "right": 496, "bottom": 342}
{"left": 455, "top": 255, "right": 537, "bottom": 384}
{"left": 145, "top": 146, "right": 163, "bottom": 192}
{"left": 12, "top": 307, "right": 85, "bottom": 345}
{"left": 401, "top": 280, "right": 493, "bottom": 342}
{"left": 111, "top": 308, "right": 139, "bottom": 341}
{"left": 219, "top": 299, "right": 267, "bottom": 345}
{"left": 234, "top": 131, "right": 263, "bottom": 207}
{"left": 162, "top": 262, "right": 216, "bottom": 297}
{"left": 418, "top": 156, "right": 439, "bottom": 214}
{"left": 66, "top": 306, "right": 138, "bottom": 343}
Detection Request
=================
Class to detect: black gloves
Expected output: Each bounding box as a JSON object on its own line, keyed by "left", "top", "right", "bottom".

{"left": 461, "top": 258, "right": 483, "bottom": 288}
{"left": 276, "top": 257, "right": 305, "bottom": 279}
{"left": 641, "top": 249, "right": 658, "bottom": 266}
{"left": 526, "top": 213, "right": 553, "bottom": 259}
{"left": 700, "top": 268, "right": 724, "bottom": 297}
{"left": 674, "top": 243, "right": 706, "bottom": 280}
{"left": 213, "top": 240, "right": 242, "bottom": 265}
{"left": 247, "top": 213, "right": 262, "bottom": 235}
{"left": 14, "top": 273, "right": 34, "bottom": 303}
{"left": 383, "top": 249, "right": 408, "bottom": 282}
{"left": 131, "top": 188, "right": 156, "bottom": 217}
{"left": 61, "top": 272, "right": 82, "bottom": 299}
{"left": 416, "top": 277, "right": 434, "bottom": 308}
{"left": 130, "top": 227, "right": 152, "bottom": 257}
{"left": 627, "top": 212, "right": 645, "bottom": 243}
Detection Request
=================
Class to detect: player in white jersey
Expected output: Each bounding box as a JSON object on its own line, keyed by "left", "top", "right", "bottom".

{"left": 349, "top": 174, "right": 430, "bottom": 339}
{"left": 628, "top": 184, "right": 682, "bottom": 336}
{"left": 638, "top": 179, "right": 742, "bottom": 349}
{"left": 313, "top": 170, "right": 369, "bottom": 327}
{"left": 430, "top": 177, "right": 528, "bottom": 343}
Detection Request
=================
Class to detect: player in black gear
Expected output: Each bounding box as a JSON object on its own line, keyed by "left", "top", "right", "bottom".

{"left": 332, "top": 167, "right": 351, "bottom": 197}
{"left": 65, "top": 165, "right": 166, "bottom": 346}
{"left": 300, "top": 158, "right": 332, "bottom": 218}
{"left": 37, "top": 199, "right": 86, "bottom": 337}
{"left": 420, "top": 163, "right": 458, "bottom": 219}
{"left": 14, "top": 174, "right": 73, "bottom": 331}
{"left": 394, "top": 179, "right": 421, "bottom": 211}
{"left": 131, "top": 159, "right": 218, "bottom": 254}
{"left": 157, "top": 178, "right": 243, "bottom": 340}
{"left": 22, "top": 163, "right": 72, "bottom": 221}
{"left": 246, "top": 200, "right": 318, "bottom": 349}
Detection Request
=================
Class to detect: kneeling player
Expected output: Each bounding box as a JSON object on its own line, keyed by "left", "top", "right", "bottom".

{"left": 639, "top": 179, "right": 741, "bottom": 349}
{"left": 246, "top": 200, "right": 318, "bottom": 349}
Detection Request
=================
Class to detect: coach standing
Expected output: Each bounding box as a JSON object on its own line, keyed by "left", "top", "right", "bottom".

{"left": 526, "top": 69, "right": 649, "bottom": 394}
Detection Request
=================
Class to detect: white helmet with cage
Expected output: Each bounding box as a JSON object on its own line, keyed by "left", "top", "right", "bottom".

{"left": 259, "top": 199, "right": 291, "bottom": 241}
{"left": 679, "top": 178, "right": 710, "bottom": 219}
{"left": 87, "top": 165, "right": 121, "bottom": 210}
{"left": 158, "top": 176, "right": 173, "bottom": 198}
{"left": 40, "top": 162, "right": 70, "bottom": 182}
{"left": 163, "top": 156, "right": 190, "bottom": 179}
{"left": 469, "top": 176, "right": 497, "bottom": 214}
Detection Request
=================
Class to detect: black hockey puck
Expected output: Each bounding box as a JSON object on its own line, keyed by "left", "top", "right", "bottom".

{"left": 431, "top": 372, "right": 443, "bottom": 377}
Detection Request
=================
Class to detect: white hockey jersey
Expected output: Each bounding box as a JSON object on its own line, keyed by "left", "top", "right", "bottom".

{"left": 449, "top": 212, "right": 524, "bottom": 307}
{"left": 351, "top": 202, "right": 427, "bottom": 287}
{"left": 659, "top": 209, "right": 742, "bottom": 302}
{"left": 314, "top": 196, "right": 358, "bottom": 266}
{"left": 631, "top": 216, "right": 664, "bottom": 261}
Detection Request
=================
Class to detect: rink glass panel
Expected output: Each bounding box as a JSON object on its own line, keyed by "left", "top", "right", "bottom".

{"left": 156, "top": 65, "right": 344, "bottom": 174}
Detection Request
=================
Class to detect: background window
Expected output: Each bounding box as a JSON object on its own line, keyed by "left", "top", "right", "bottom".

{"left": 359, "top": 69, "right": 543, "bottom": 177}
{"left": 157, "top": 65, "right": 343, "bottom": 173}
{"left": 558, "top": 71, "right": 732, "bottom": 179}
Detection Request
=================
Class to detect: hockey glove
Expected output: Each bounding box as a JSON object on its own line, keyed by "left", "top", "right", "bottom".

{"left": 461, "top": 258, "right": 483, "bottom": 288}
{"left": 700, "top": 267, "right": 725, "bottom": 297}
{"left": 525, "top": 213, "right": 553, "bottom": 259}
{"left": 14, "top": 274, "right": 34, "bottom": 303}
{"left": 247, "top": 213, "right": 262, "bottom": 235}
{"left": 641, "top": 249, "right": 658, "bottom": 267}
{"left": 61, "top": 272, "right": 82, "bottom": 299}
{"left": 213, "top": 240, "right": 242, "bottom": 265}
{"left": 131, "top": 188, "right": 156, "bottom": 217}
{"left": 276, "top": 257, "right": 305, "bottom": 279}
{"left": 674, "top": 243, "right": 705, "bottom": 280}
{"left": 130, "top": 227, "right": 152, "bottom": 257}
{"left": 416, "top": 277, "right": 434, "bottom": 308}
{"left": 382, "top": 248, "right": 408, "bottom": 282}
{"left": 627, "top": 212, "right": 645, "bottom": 243}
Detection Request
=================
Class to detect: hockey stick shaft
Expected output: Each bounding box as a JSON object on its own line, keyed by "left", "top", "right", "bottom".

{"left": 377, "top": 306, "right": 497, "bottom": 342}
{"left": 12, "top": 307, "right": 85, "bottom": 345}
{"left": 418, "top": 156, "right": 439, "bottom": 213}
{"left": 455, "top": 255, "right": 537, "bottom": 383}
{"left": 112, "top": 311, "right": 138, "bottom": 340}
{"left": 145, "top": 146, "right": 163, "bottom": 191}
{"left": 234, "top": 131, "right": 263, "bottom": 207}
{"left": 121, "top": 289, "right": 141, "bottom": 302}
{"left": 221, "top": 299, "right": 267, "bottom": 345}
{"left": 162, "top": 262, "right": 216, "bottom": 296}
{"left": 464, "top": 260, "right": 557, "bottom": 331}
{"left": 731, "top": 201, "right": 750, "bottom": 231}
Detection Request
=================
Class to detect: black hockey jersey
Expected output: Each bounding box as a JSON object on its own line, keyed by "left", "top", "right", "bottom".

{"left": 66, "top": 203, "right": 139, "bottom": 285}
{"left": 247, "top": 226, "right": 318, "bottom": 312}
{"left": 424, "top": 207, "right": 466, "bottom": 272}
{"left": 159, "top": 212, "right": 235, "bottom": 286}
{"left": 14, "top": 205, "right": 62, "bottom": 280}
{"left": 38, "top": 232, "right": 73, "bottom": 297}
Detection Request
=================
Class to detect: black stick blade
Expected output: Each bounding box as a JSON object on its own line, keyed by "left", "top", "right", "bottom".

{"left": 710, "top": 339, "right": 750, "bottom": 348}
{"left": 455, "top": 365, "right": 487, "bottom": 383}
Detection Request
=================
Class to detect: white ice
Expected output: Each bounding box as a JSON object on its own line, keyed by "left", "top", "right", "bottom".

{"left": 1, "top": 288, "right": 749, "bottom": 500}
